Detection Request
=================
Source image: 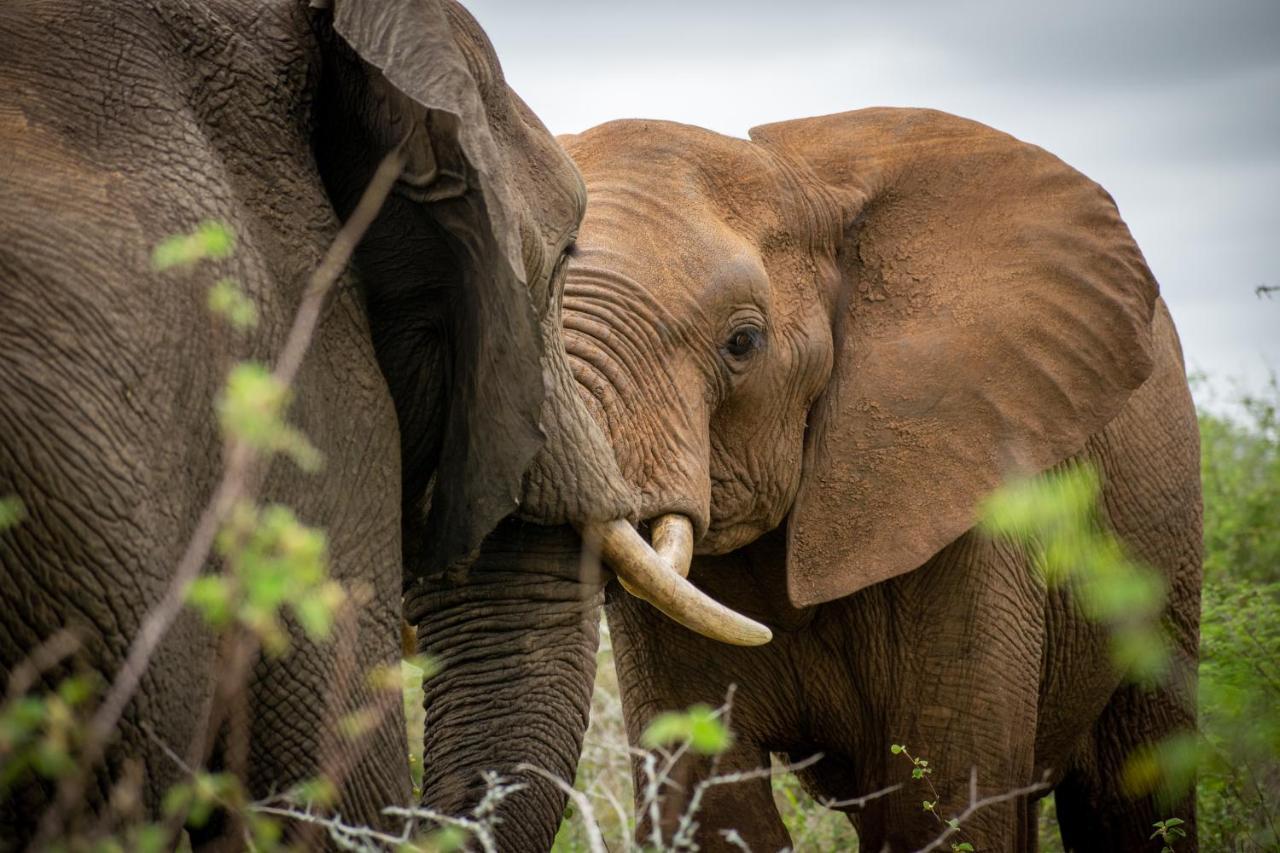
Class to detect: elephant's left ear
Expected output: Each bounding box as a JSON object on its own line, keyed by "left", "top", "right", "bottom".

{"left": 750, "top": 109, "right": 1158, "bottom": 607}
{"left": 330, "top": 0, "right": 526, "bottom": 286}
{"left": 330, "top": 0, "right": 544, "bottom": 571}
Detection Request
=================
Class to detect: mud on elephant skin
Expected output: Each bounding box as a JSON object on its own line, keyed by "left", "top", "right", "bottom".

{"left": 557, "top": 111, "right": 1202, "bottom": 851}
{"left": 0, "top": 0, "right": 631, "bottom": 845}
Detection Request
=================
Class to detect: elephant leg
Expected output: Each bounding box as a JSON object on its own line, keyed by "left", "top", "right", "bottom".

{"left": 606, "top": 567, "right": 802, "bottom": 852}
{"left": 854, "top": 533, "right": 1045, "bottom": 852}
{"left": 1054, "top": 677, "right": 1198, "bottom": 853}
{"left": 632, "top": 741, "right": 789, "bottom": 852}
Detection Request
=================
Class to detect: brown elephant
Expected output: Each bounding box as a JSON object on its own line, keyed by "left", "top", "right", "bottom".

{"left": 557, "top": 110, "right": 1202, "bottom": 851}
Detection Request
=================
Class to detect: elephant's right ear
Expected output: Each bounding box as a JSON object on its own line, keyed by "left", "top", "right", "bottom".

{"left": 329, "top": 0, "right": 545, "bottom": 572}
{"left": 750, "top": 109, "right": 1158, "bottom": 607}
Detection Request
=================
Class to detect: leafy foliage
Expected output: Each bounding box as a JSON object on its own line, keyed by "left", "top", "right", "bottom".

{"left": 0, "top": 674, "right": 98, "bottom": 792}
{"left": 208, "top": 278, "right": 259, "bottom": 330}
{"left": 186, "top": 502, "right": 346, "bottom": 655}
{"left": 218, "top": 363, "right": 321, "bottom": 472}
{"left": 980, "top": 463, "right": 1170, "bottom": 684}
{"left": 1194, "top": 378, "right": 1280, "bottom": 850}
{"left": 149, "top": 220, "right": 235, "bottom": 271}
{"left": 0, "top": 495, "right": 24, "bottom": 529}
{"left": 640, "top": 704, "right": 732, "bottom": 755}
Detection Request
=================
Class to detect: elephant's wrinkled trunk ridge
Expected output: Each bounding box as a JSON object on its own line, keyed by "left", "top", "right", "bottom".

{"left": 582, "top": 515, "right": 773, "bottom": 646}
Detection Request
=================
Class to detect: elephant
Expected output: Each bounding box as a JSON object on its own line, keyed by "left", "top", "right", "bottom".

{"left": 0, "top": 0, "right": 711, "bottom": 847}
{"left": 549, "top": 110, "right": 1203, "bottom": 851}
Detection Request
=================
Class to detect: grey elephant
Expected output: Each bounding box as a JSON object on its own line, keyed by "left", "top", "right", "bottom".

{"left": 549, "top": 112, "right": 1202, "bottom": 851}
{"left": 0, "top": 0, "right": 721, "bottom": 847}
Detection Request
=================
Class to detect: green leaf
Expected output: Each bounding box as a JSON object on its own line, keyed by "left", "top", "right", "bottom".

{"left": 208, "top": 278, "right": 258, "bottom": 329}
{"left": 0, "top": 495, "right": 24, "bottom": 530}
{"left": 290, "top": 776, "right": 338, "bottom": 809}
{"left": 151, "top": 220, "right": 236, "bottom": 271}
{"left": 247, "top": 812, "right": 283, "bottom": 849}
{"left": 890, "top": 744, "right": 905, "bottom": 755}
{"left": 187, "top": 576, "right": 234, "bottom": 628}
{"left": 131, "top": 824, "right": 170, "bottom": 853}
{"left": 55, "top": 674, "right": 98, "bottom": 708}
{"left": 641, "top": 704, "right": 732, "bottom": 755}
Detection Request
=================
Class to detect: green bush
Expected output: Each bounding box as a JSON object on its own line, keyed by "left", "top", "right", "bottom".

{"left": 1195, "top": 378, "right": 1280, "bottom": 850}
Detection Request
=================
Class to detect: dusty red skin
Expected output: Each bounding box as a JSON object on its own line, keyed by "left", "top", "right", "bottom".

{"left": 560, "top": 110, "right": 1201, "bottom": 851}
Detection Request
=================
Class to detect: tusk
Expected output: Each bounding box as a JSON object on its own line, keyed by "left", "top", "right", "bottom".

{"left": 583, "top": 518, "right": 772, "bottom": 647}
{"left": 651, "top": 514, "right": 694, "bottom": 578}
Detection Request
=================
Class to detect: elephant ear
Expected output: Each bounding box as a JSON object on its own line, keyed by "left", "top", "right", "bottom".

{"left": 332, "top": 0, "right": 544, "bottom": 572}
{"left": 749, "top": 108, "right": 1158, "bottom": 607}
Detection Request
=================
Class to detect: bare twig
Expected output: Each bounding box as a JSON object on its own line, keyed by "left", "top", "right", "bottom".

{"left": 912, "top": 767, "right": 1053, "bottom": 853}
{"left": 818, "top": 781, "right": 905, "bottom": 811}
{"left": 247, "top": 772, "right": 527, "bottom": 852}
{"left": 30, "top": 144, "right": 408, "bottom": 849}
{"left": 669, "top": 753, "right": 824, "bottom": 851}
{"left": 517, "top": 763, "right": 608, "bottom": 853}
{"left": 252, "top": 803, "right": 412, "bottom": 851}
{"left": 3, "top": 629, "right": 81, "bottom": 701}
{"left": 385, "top": 771, "right": 526, "bottom": 853}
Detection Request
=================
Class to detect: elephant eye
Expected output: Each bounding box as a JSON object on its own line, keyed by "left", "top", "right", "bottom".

{"left": 723, "top": 326, "right": 763, "bottom": 360}
{"left": 552, "top": 244, "right": 574, "bottom": 279}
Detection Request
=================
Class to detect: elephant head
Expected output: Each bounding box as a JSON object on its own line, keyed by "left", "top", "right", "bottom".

{"left": 559, "top": 109, "right": 1158, "bottom": 615}
{"left": 311, "top": 3, "right": 769, "bottom": 845}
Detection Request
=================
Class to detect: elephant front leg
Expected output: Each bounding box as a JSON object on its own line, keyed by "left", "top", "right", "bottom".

{"left": 607, "top": 587, "right": 799, "bottom": 852}
{"left": 856, "top": 533, "right": 1046, "bottom": 852}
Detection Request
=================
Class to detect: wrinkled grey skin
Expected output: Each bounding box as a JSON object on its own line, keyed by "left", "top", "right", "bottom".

{"left": 0, "top": 1, "right": 630, "bottom": 848}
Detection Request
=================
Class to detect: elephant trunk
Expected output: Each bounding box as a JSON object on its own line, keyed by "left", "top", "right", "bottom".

{"left": 405, "top": 520, "right": 603, "bottom": 851}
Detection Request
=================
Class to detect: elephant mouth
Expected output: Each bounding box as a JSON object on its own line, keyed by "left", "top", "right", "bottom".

{"left": 579, "top": 514, "right": 773, "bottom": 646}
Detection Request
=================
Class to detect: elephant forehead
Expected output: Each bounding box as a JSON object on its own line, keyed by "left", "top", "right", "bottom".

{"left": 573, "top": 200, "right": 770, "bottom": 310}
{"left": 569, "top": 120, "right": 794, "bottom": 232}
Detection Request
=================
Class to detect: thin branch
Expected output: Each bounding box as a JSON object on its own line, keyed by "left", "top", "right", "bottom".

{"left": 3, "top": 629, "right": 81, "bottom": 700}
{"left": 251, "top": 804, "right": 412, "bottom": 851}
{"left": 30, "top": 144, "right": 407, "bottom": 850}
{"left": 384, "top": 772, "right": 526, "bottom": 853}
{"left": 669, "top": 753, "right": 825, "bottom": 850}
{"left": 913, "top": 768, "right": 1053, "bottom": 853}
{"left": 516, "top": 763, "right": 608, "bottom": 853}
{"left": 818, "top": 781, "right": 905, "bottom": 811}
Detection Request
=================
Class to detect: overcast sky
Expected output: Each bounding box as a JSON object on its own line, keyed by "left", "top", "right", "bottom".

{"left": 466, "top": 0, "right": 1278, "bottom": 410}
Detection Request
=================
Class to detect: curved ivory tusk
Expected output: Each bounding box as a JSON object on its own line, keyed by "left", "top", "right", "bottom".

{"left": 650, "top": 514, "right": 694, "bottom": 579}
{"left": 583, "top": 518, "right": 772, "bottom": 647}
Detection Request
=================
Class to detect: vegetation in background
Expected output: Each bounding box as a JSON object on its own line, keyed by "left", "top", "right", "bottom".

{"left": 1195, "top": 378, "right": 1280, "bottom": 850}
